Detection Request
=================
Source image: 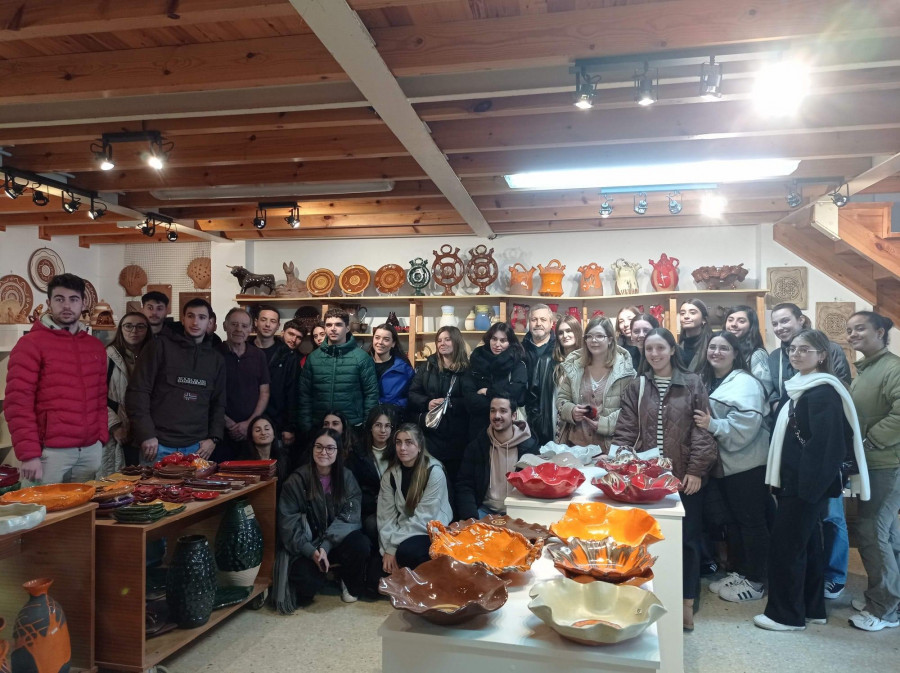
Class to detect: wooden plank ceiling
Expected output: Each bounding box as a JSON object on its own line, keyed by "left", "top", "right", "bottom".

{"left": 1, "top": 0, "right": 900, "bottom": 243}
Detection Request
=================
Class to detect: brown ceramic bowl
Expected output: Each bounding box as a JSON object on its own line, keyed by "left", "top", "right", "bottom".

{"left": 428, "top": 520, "right": 544, "bottom": 574}
{"left": 379, "top": 555, "right": 509, "bottom": 625}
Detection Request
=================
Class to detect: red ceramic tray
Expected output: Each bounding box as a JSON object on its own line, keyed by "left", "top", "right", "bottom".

{"left": 219, "top": 460, "right": 276, "bottom": 469}
{"left": 592, "top": 472, "right": 681, "bottom": 503}
{"left": 506, "top": 463, "right": 585, "bottom": 499}
{"left": 192, "top": 491, "right": 219, "bottom": 500}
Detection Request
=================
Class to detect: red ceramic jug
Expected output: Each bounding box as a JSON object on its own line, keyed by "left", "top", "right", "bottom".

{"left": 648, "top": 254, "right": 679, "bottom": 291}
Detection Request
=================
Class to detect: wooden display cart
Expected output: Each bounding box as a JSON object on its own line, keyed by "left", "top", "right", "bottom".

{"left": 94, "top": 479, "right": 276, "bottom": 673}
{"left": 0, "top": 502, "right": 98, "bottom": 673}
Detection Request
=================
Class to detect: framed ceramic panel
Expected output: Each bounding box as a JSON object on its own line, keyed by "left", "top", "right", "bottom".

{"left": 766, "top": 266, "right": 808, "bottom": 309}
{"left": 816, "top": 301, "right": 855, "bottom": 344}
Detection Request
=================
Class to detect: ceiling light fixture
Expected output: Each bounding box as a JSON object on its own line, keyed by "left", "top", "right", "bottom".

{"left": 753, "top": 60, "right": 810, "bottom": 117}
{"left": 90, "top": 131, "right": 173, "bottom": 172}
{"left": 253, "top": 208, "right": 267, "bottom": 230}
{"left": 90, "top": 140, "right": 115, "bottom": 171}
{"left": 62, "top": 191, "right": 81, "bottom": 213}
{"left": 140, "top": 218, "right": 156, "bottom": 237}
{"left": 87, "top": 198, "right": 107, "bottom": 220}
{"left": 699, "top": 56, "right": 723, "bottom": 100}
{"left": 831, "top": 183, "right": 850, "bottom": 208}
{"left": 786, "top": 182, "right": 802, "bottom": 208}
{"left": 633, "top": 192, "right": 648, "bottom": 215}
{"left": 147, "top": 138, "right": 168, "bottom": 170}
{"left": 700, "top": 194, "right": 728, "bottom": 218}
{"left": 505, "top": 158, "right": 800, "bottom": 190}
{"left": 634, "top": 63, "right": 657, "bottom": 106}
{"left": 573, "top": 67, "right": 596, "bottom": 110}
{"left": 32, "top": 190, "right": 50, "bottom": 207}
{"left": 284, "top": 207, "right": 301, "bottom": 229}
{"left": 3, "top": 174, "right": 25, "bottom": 199}
{"left": 668, "top": 191, "right": 683, "bottom": 214}
{"left": 166, "top": 226, "right": 179, "bottom": 242}
{"left": 599, "top": 199, "right": 614, "bottom": 218}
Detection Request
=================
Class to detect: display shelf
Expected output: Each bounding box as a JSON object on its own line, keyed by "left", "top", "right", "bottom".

{"left": 0, "top": 502, "right": 98, "bottom": 673}
{"left": 94, "top": 480, "right": 276, "bottom": 673}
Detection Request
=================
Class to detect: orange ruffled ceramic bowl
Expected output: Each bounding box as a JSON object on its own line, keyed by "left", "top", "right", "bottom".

{"left": 0, "top": 483, "right": 96, "bottom": 512}
{"left": 428, "top": 520, "right": 544, "bottom": 574}
{"left": 592, "top": 472, "right": 681, "bottom": 504}
{"left": 506, "top": 463, "right": 586, "bottom": 499}
{"left": 549, "top": 502, "right": 664, "bottom": 548}
{"left": 547, "top": 537, "right": 657, "bottom": 586}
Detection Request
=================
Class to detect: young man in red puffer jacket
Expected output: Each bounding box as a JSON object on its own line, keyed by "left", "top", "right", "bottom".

{"left": 5, "top": 274, "right": 108, "bottom": 484}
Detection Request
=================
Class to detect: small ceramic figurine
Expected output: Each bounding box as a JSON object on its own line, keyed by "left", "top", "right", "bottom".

{"left": 508, "top": 263, "right": 536, "bottom": 296}
{"left": 612, "top": 259, "right": 642, "bottom": 295}
{"left": 226, "top": 265, "right": 276, "bottom": 295}
{"left": 537, "top": 259, "right": 566, "bottom": 297}
{"left": 578, "top": 262, "right": 605, "bottom": 297}
{"left": 648, "top": 254, "right": 679, "bottom": 291}
{"left": 275, "top": 262, "right": 310, "bottom": 297}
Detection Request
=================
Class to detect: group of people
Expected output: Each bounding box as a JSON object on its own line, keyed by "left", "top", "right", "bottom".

{"left": 5, "top": 274, "right": 899, "bottom": 634}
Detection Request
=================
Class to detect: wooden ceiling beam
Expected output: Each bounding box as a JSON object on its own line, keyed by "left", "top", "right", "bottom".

{"left": 197, "top": 209, "right": 465, "bottom": 231}
{"left": 222, "top": 223, "right": 474, "bottom": 239}
{"left": 41, "top": 223, "right": 137, "bottom": 236}
{"left": 491, "top": 211, "right": 787, "bottom": 234}
{"left": 2, "top": 1, "right": 898, "bottom": 103}
{"left": 0, "top": 211, "right": 106, "bottom": 226}
{"left": 160, "top": 196, "right": 452, "bottom": 219}
{"left": 77, "top": 232, "right": 205, "bottom": 246}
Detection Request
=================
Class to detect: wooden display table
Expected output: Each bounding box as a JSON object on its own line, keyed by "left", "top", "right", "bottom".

{"left": 0, "top": 502, "right": 98, "bottom": 673}
{"left": 94, "top": 480, "right": 276, "bottom": 673}
{"left": 380, "top": 553, "right": 659, "bottom": 673}
{"left": 505, "top": 466, "right": 684, "bottom": 673}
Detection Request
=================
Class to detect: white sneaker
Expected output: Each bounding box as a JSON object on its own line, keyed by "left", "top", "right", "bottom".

{"left": 849, "top": 611, "right": 900, "bottom": 632}
{"left": 851, "top": 598, "right": 866, "bottom": 612}
{"left": 340, "top": 581, "right": 358, "bottom": 603}
{"left": 806, "top": 617, "right": 827, "bottom": 625}
{"left": 753, "top": 614, "right": 805, "bottom": 631}
{"left": 719, "top": 578, "right": 765, "bottom": 603}
{"left": 709, "top": 572, "right": 743, "bottom": 595}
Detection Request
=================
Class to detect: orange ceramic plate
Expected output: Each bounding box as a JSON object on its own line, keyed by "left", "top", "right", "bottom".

{"left": 89, "top": 481, "right": 135, "bottom": 502}
{"left": 339, "top": 265, "right": 371, "bottom": 296}
{"left": 428, "top": 520, "right": 544, "bottom": 574}
{"left": 374, "top": 263, "right": 405, "bottom": 294}
{"left": 306, "top": 268, "right": 336, "bottom": 297}
{"left": 0, "top": 483, "right": 96, "bottom": 512}
{"left": 549, "top": 502, "right": 664, "bottom": 547}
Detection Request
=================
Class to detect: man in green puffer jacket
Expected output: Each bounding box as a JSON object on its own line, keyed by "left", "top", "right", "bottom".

{"left": 297, "top": 308, "right": 379, "bottom": 437}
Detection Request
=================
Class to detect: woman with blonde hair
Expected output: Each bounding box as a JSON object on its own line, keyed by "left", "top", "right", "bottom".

{"left": 377, "top": 423, "right": 452, "bottom": 572}
{"left": 554, "top": 314, "right": 583, "bottom": 363}
{"left": 557, "top": 317, "right": 635, "bottom": 450}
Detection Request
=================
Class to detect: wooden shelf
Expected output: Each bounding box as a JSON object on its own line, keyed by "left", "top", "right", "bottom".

{"left": 0, "top": 502, "right": 98, "bottom": 672}
{"left": 94, "top": 480, "right": 276, "bottom": 673}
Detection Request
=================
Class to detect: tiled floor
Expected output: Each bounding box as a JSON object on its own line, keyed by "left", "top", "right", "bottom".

{"left": 160, "top": 550, "right": 897, "bottom": 673}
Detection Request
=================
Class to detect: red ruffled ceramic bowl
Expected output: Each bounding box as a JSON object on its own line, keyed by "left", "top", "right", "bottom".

{"left": 596, "top": 455, "right": 672, "bottom": 478}
{"left": 506, "top": 463, "right": 586, "bottom": 499}
{"left": 592, "top": 472, "right": 681, "bottom": 504}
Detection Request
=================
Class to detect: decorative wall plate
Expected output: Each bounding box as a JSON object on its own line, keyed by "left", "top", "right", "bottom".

{"left": 146, "top": 284, "right": 172, "bottom": 315}
{"left": 186, "top": 257, "right": 212, "bottom": 290}
{"left": 0, "top": 275, "right": 33, "bottom": 324}
{"left": 118, "top": 265, "right": 148, "bottom": 296}
{"left": 306, "top": 268, "right": 336, "bottom": 297}
{"left": 374, "top": 263, "right": 405, "bottom": 294}
{"left": 767, "top": 266, "right": 808, "bottom": 309}
{"left": 82, "top": 279, "right": 99, "bottom": 315}
{"left": 28, "top": 248, "right": 64, "bottom": 292}
{"left": 338, "top": 265, "right": 370, "bottom": 296}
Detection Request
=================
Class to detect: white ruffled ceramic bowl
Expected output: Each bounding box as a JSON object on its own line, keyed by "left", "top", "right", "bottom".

{"left": 540, "top": 442, "right": 602, "bottom": 466}
{"left": 0, "top": 502, "right": 47, "bottom": 535}
{"left": 528, "top": 576, "right": 666, "bottom": 645}
{"left": 515, "top": 452, "right": 584, "bottom": 470}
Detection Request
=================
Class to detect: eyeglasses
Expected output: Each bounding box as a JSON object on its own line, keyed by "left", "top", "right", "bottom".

{"left": 122, "top": 324, "right": 148, "bottom": 332}
{"left": 373, "top": 422, "right": 392, "bottom": 430}
{"left": 707, "top": 345, "right": 732, "bottom": 353}
{"left": 313, "top": 444, "right": 338, "bottom": 455}
{"left": 585, "top": 334, "right": 609, "bottom": 342}
{"left": 787, "top": 346, "right": 821, "bottom": 355}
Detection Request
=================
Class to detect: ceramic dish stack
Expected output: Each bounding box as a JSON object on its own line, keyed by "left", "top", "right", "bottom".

{"left": 594, "top": 452, "right": 681, "bottom": 503}
{"left": 112, "top": 501, "right": 168, "bottom": 523}
{"left": 96, "top": 494, "right": 136, "bottom": 516}
{"left": 218, "top": 460, "right": 277, "bottom": 481}
{"left": 0, "top": 464, "right": 21, "bottom": 495}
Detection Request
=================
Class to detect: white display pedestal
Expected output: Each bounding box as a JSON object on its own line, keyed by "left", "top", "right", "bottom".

{"left": 379, "top": 554, "right": 660, "bottom": 673}
{"left": 505, "top": 466, "right": 684, "bottom": 673}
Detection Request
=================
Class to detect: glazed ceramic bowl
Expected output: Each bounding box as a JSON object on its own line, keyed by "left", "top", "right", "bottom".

{"left": 448, "top": 514, "right": 551, "bottom": 544}
{"left": 428, "top": 520, "right": 544, "bottom": 574}
{"left": 540, "top": 442, "right": 601, "bottom": 465}
{"left": 596, "top": 454, "right": 672, "bottom": 479}
{"left": 0, "top": 502, "right": 47, "bottom": 534}
{"left": 515, "top": 452, "right": 583, "bottom": 470}
{"left": 0, "top": 483, "right": 96, "bottom": 511}
{"left": 547, "top": 538, "right": 657, "bottom": 584}
{"left": 592, "top": 472, "right": 681, "bottom": 504}
{"left": 507, "top": 463, "right": 586, "bottom": 499}
{"left": 528, "top": 576, "right": 666, "bottom": 645}
{"left": 379, "top": 555, "right": 509, "bottom": 625}
{"left": 549, "top": 502, "right": 664, "bottom": 547}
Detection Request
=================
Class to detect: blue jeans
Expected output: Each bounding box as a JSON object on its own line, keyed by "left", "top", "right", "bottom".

{"left": 823, "top": 495, "right": 849, "bottom": 584}
{"left": 140, "top": 442, "right": 200, "bottom": 466}
{"left": 478, "top": 505, "right": 504, "bottom": 519}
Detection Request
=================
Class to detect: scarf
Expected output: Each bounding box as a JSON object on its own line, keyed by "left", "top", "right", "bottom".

{"left": 765, "top": 372, "right": 870, "bottom": 500}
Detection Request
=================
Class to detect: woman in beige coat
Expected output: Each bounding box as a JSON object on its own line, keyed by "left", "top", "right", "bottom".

{"left": 556, "top": 317, "right": 635, "bottom": 450}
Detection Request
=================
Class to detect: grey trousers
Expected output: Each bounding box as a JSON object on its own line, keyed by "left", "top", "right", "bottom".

{"left": 40, "top": 442, "right": 102, "bottom": 484}
{"left": 855, "top": 467, "right": 900, "bottom": 621}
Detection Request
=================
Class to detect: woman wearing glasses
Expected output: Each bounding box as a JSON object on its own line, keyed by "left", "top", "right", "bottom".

{"left": 377, "top": 423, "right": 452, "bottom": 573}
{"left": 274, "top": 428, "right": 371, "bottom": 613}
{"left": 693, "top": 331, "right": 771, "bottom": 603}
{"left": 557, "top": 317, "right": 635, "bottom": 450}
{"left": 755, "top": 329, "right": 868, "bottom": 631}
{"left": 349, "top": 404, "right": 398, "bottom": 546}
{"left": 101, "top": 312, "right": 152, "bottom": 473}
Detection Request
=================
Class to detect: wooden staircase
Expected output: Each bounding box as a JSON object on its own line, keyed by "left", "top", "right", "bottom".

{"left": 774, "top": 202, "right": 900, "bottom": 324}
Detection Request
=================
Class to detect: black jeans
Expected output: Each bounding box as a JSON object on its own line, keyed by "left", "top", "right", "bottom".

{"left": 681, "top": 488, "right": 706, "bottom": 600}
{"left": 764, "top": 495, "right": 827, "bottom": 626}
{"left": 716, "top": 466, "right": 771, "bottom": 584}
{"left": 288, "top": 529, "right": 371, "bottom": 601}
{"left": 396, "top": 535, "right": 432, "bottom": 570}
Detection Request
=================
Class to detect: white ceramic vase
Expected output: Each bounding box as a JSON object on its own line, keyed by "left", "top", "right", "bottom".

{"left": 438, "top": 305, "right": 457, "bottom": 328}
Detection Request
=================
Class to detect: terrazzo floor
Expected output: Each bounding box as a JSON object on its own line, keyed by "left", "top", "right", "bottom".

{"left": 159, "top": 550, "right": 898, "bottom": 673}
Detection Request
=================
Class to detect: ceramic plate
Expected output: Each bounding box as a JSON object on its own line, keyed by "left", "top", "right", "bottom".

{"left": 0, "top": 503, "right": 47, "bottom": 535}
{"left": 28, "top": 248, "right": 64, "bottom": 292}
{"left": 192, "top": 491, "right": 220, "bottom": 500}
{"left": 374, "top": 263, "right": 406, "bottom": 294}
{"left": 306, "top": 268, "right": 336, "bottom": 297}
{"left": 82, "top": 278, "right": 99, "bottom": 315}
{"left": 0, "top": 274, "right": 33, "bottom": 322}
{"left": 338, "top": 265, "right": 370, "bottom": 296}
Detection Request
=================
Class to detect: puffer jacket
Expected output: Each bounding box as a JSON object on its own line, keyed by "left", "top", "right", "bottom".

{"left": 407, "top": 355, "right": 469, "bottom": 466}
{"left": 556, "top": 346, "right": 636, "bottom": 447}
{"left": 297, "top": 336, "right": 379, "bottom": 433}
{"left": 461, "top": 345, "right": 528, "bottom": 440}
{"left": 377, "top": 355, "right": 416, "bottom": 410}
{"left": 612, "top": 369, "right": 718, "bottom": 482}
{"left": 851, "top": 348, "right": 900, "bottom": 471}
{"left": 5, "top": 315, "right": 108, "bottom": 462}
{"left": 523, "top": 332, "right": 557, "bottom": 446}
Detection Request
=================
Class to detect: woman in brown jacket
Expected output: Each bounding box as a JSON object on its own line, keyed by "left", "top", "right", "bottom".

{"left": 612, "top": 327, "right": 718, "bottom": 630}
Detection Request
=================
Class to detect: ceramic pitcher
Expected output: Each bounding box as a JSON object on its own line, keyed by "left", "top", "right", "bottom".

{"left": 577, "top": 262, "right": 605, "bottom": 297}
{"left": 612, "top": 258, "right": 642, "bottom": 296}
{"left": 508, "top": 263, "right": 536, "bottom": 295}
{"left": 648, "top": 254, "right": 679, "bottom": 291}
{"left": 537, "top": 259, "right": 566, "bottom": 297}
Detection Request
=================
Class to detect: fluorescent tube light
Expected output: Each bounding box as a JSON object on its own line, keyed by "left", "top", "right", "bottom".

{"left": 504, "top": 159, "right": 799, "bottom": 190}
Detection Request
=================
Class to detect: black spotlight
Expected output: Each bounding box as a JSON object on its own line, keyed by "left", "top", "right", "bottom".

{"left": 140, "top": 218, "right": 156, "bottom": 237}
{"left": 4, "top": 176, "right": 25, "bottom": 199}
{"left": 253, "top": 208, "right": 267, "bottom": 230}
{"left": 166, "top": 227, "right": 179, "bottom": 242}
{"left": 87, "top": 199, "right": 107, "bottom": 220}
{"left": 831, "top": 184, "right": 849, "bottom": 208}
{"left": 284, "top": 207, "right": 301, "bottom": 229}
{"left": 599, "top": 199, "right": 613, "bottom": 218}
{"left": 786, "top": 188, "right": 802, "bottom": 208}
{"left": 62, "top": 192, "right": 81, "bottom": 213}
{"left": 32, "top": 190, "right": 50, "bottom": 207}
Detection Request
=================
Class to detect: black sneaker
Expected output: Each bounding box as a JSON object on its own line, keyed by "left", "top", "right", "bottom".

{"left": 824, "top": 580, "right": 845, "bottom": 600}
{"left": 700, "top": 561, "right": 719, "bottom": 577}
